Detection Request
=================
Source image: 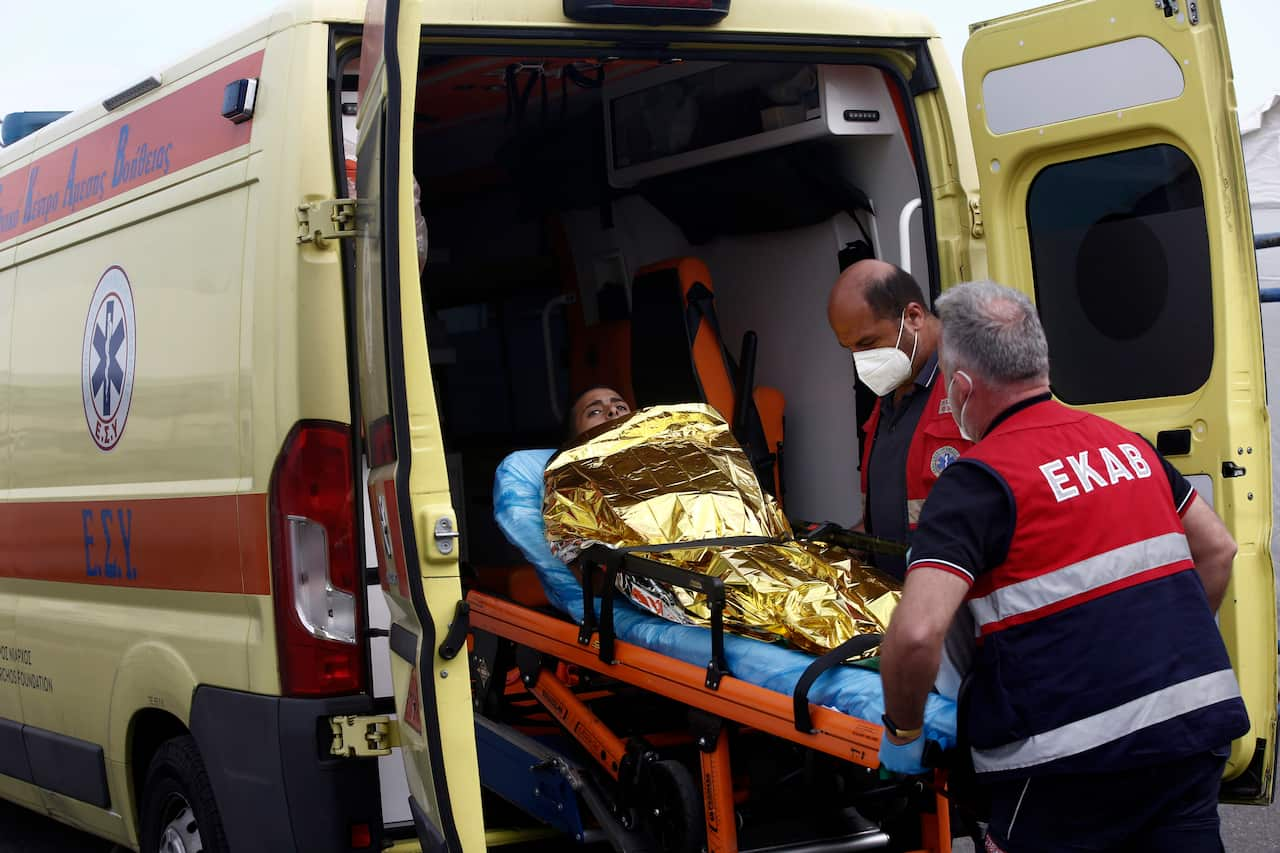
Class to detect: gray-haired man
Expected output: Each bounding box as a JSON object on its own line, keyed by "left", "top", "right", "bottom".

{"left": 877, "top": 281, "right": 1245, "bottom": 852}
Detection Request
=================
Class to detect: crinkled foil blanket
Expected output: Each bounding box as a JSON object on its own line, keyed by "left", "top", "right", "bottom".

{"left": 543, "top": 403, "right": 899, "bottom": 655}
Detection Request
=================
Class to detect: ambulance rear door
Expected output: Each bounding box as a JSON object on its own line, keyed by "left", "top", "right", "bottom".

{"left": 962, "top": 0, "right": 1276, "bottom": 802}
{"left": 353, "top": 0, "right": 485, "bottom": 848}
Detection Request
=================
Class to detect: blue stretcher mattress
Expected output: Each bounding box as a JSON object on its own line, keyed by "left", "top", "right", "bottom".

{"left": 493, "top": 449, "right": 957, "bottom": 751}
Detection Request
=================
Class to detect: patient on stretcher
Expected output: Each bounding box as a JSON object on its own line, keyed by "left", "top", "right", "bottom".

{"left": 542, "top": 388, "right": 899, "bottom": 655}
{"left": 491, "top": 389, "right": 957, "bottom": 746}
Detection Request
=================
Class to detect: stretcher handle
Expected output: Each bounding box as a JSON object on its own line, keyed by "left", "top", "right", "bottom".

{"left": 578, "top": 544, "right": 731, "bottom": 689}
{"left": 792, "top": 633, "right": 883, "bottom": 734}
{"left": 793, "top": 519, "right": 909, "bottom": 558}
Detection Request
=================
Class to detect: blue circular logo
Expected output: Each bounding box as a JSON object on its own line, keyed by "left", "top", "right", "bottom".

{"left": 930, "top": 445, "right": 960, "bottom": 476}
{"left": 81, "top": 266, "right": 136, "bottom": 451}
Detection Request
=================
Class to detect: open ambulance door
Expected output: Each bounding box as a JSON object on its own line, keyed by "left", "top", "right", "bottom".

{"left": 354, "top": 0, "right": 486, "bottom": 848}
{"left": 963, "top": 0, "right": 1276, "bottom": 802}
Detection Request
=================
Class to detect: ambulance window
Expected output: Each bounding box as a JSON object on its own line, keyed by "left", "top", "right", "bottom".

{"left": 354, "top": 104, "right": 398, "bottom": 467}
{"left": 1026, "top": 144, "right": 1212, "bottom": 405}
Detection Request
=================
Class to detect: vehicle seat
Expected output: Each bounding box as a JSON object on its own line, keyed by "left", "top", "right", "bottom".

{"left": 628, "top": 257, "right": 785, "bottom": 498}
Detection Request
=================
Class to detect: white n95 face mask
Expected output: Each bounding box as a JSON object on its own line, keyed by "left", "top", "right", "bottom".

{"left": 852, "top": 313, "right": 917, "bottom": 397}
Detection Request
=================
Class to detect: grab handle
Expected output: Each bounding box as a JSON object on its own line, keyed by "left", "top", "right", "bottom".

{"left": 898, "top": 198, "right": 922, "bottom": 274}
{"left": 541, "top": 293, "right": 577, "bottom": 422}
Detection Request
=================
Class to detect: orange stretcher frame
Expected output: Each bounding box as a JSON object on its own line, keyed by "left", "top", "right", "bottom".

{"left": 468, "top": 591, "right": 952, "bottom": 853}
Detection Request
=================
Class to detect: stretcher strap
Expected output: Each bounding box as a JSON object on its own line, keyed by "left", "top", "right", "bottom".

{"left": 792, "top": 633, "right": 884, "bottom": 733}
{"left": 578, "top": 543, "right": 736, "bottom": 689}
{"left": 684, "top": 282, "right": 777, "bottom": 494}
{"left": 794, "top": 519, "right": 909, "bottom": 558}
{"left": 576, "top": 535, "right": 780, "bottom": 645}
{"left": 617, "top": 535, "right": 781, "bottom": 553}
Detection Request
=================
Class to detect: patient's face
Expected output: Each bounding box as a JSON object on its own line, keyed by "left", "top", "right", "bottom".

{"left": 571, "top": 388, "right": 630, "bottom": 436}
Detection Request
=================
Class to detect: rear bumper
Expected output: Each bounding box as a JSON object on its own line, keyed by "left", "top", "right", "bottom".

{"left": 190, "top": 686, "right": 383, "bottom": 853}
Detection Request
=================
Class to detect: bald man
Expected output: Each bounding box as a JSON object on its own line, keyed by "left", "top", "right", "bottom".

{"left": 828, "top": 260, "right": 971, "bottom": 579}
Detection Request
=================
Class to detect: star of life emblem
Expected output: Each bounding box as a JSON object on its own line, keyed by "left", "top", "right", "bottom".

{"left": 930, "top": 445, "right": 961, "bottom": 476}
{"left": 81, "top": 266, "right": 137, "bottom": 451}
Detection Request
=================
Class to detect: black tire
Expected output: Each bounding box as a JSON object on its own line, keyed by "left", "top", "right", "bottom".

{"left": 139, "top": 735, "right": 229, "bottom": 853}
{"left": 638, "top": 758, "right": 702, "bottom": 853}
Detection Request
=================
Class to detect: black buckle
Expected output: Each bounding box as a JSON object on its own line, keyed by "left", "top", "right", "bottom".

{"left": 580, "top": 544, "right": 731, "bottom": 689}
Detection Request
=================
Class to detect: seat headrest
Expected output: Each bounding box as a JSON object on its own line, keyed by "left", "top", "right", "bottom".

{"left": 629, "top": 256, "right": 736, "bottom": 421}
{"left": 634, "top": 256, "right": 714, "bottom": 297}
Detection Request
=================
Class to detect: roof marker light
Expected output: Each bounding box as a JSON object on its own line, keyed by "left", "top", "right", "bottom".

{"left": 103, "top": 77, "right": 161, "bottom": 112}
{"left": 564, "top": 0, "right": 731, "bottom": 26}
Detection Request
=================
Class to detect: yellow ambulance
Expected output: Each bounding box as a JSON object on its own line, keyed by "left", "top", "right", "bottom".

{"left": 0, "top": 0, "right": 1273, "bottom": 851}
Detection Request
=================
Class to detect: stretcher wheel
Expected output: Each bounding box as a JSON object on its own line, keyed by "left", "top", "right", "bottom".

{"left": 637, "top": 758, "right": 701, "bottom": 853}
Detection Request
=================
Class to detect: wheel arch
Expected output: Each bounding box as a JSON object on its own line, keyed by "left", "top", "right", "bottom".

{"left": 127, "top": 707, "right": 192, "bottom": 825}
{"left": 106, "top": 640, "right": 199, "bottom": 833}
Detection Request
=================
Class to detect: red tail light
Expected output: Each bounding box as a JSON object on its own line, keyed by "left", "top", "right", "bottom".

{"left": 269, "top": 421, "right": 364, "bottom": 696}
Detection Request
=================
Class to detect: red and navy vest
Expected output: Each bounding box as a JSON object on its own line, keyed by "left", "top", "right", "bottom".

{"left": 860, "top": 375, "right": 971, "bottom": 530}
{"left": 960, "top": 400, "right": 1248, "bottom": 779}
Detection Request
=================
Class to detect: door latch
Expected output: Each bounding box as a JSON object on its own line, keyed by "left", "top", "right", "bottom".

{"left": 329, "top": 714, "right": 400, "bottom": 758}
{"left": 433, "top": 516, "right": 461, "bottom": 556}
{"left": 297, "top": 198, "right": 356, "bottom": 248}
{"left": 438, "top": 600, "right": 471, "bottom": 660}
{"left": 1157, "top": 0, "right": 1199, "bottom": 23}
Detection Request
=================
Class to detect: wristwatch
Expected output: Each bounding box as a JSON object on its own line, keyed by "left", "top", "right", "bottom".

{"left": 881, "top": 713, "right": 923, "bottom": 741}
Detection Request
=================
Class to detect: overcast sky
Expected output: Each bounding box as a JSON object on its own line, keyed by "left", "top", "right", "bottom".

{"left": 2, "top": 0, "right": 1277, "bottom": 124}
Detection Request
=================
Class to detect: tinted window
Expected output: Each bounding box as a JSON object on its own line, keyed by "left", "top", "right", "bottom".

{"left": 1026, "top": 144, "right": 1212, "bottom": 404}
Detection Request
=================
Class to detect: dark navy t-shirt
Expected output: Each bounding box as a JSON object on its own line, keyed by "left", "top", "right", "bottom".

{"left": 865, "top": 353, "right": 939, "bottom": 579}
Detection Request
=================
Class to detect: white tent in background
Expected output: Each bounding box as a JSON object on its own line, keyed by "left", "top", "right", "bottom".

{"left": 1243, "top": 94, "right": 1280, "bottom": 291}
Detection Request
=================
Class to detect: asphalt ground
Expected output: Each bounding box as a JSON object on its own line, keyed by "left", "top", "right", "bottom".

{"left": 2, "top": 794, "right": 1279, "bottom": 852}
{"left": 6, "top": 308, "right": 1280, "bottom": 851}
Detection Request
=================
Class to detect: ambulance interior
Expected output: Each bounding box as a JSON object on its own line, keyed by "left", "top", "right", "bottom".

{"left": 347, "top": 53, "right": 934, "bottom": 570}
{"left": 342, "top": 51, "right": 950, "bottom": 846}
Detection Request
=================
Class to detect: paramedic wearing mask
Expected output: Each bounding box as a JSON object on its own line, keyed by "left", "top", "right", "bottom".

{"left": 878, "top": 281, "right": 1246, "bottom": 853}
{"left": 827, "top": 260, "right": 970, "bottom": 579}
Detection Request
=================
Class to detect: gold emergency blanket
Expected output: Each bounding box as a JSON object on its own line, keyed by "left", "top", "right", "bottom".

{"left": 543, "top": 403, "right": 899, "bottom": 654}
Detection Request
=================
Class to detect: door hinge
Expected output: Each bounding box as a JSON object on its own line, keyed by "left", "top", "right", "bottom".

{"left": 329, "top": 714, "right": 400, "bottom": 758}
{"left": 297, "top": 198, "right": 356, "bottom": 248}
{"left": 969, "top": 198, "right": 984, "bottom": 239}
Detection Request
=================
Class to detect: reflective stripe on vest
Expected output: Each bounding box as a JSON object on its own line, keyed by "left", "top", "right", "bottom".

{"left": 959, "top": 401, "right": 1247, "bottom": 777}
{"left": 971, "top": 668, "right": 1242, "bottom": 774}
{"left": 906, "top": 498, "right": 926, "bottom": 525}
{"left": 969, "top": 531, "right": 1193, "bottom": 636}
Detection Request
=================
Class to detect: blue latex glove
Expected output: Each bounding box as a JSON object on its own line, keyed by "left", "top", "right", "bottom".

{"left": 878, "top": 732, "right": 927, "bottom": 775}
